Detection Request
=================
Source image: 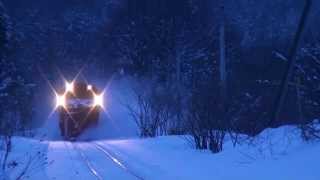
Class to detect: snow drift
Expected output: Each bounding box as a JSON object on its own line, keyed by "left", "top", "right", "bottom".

{"left": 1, "top": 124, "right": 319, "bottom": 180}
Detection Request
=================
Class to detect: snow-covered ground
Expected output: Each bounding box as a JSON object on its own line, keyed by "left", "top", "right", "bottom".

{"left": 1, "top": 125, "right": 320, "bottom": 180}
{"left": 1, "top": 77, "right": 319, "bottom": 179}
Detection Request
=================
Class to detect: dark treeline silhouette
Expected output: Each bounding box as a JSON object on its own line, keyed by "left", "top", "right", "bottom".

{"left": 0, "top": 0, "right": 319, "bottom": 152}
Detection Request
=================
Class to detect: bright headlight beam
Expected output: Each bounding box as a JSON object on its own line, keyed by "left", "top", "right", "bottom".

{"left": 93, "top": 93, "right": 104, "bottom": 107}
{"left": 65, "top": 81, "right": 74, "bottom": 93}
{"left": 87, "top": 85, "right": 92, "bottom": 91}
{"left": 56, "top": 94, "right": 66, "bottom": 108}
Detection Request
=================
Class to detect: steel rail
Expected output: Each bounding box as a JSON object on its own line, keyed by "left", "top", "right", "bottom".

{"left": 71, "top": 143, "right": 104, "bottom": 180}
{"left": 92, "top": 142, "right": 145, "bottom": 180}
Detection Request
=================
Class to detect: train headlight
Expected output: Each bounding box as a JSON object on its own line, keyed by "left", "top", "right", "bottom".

{"left": 56, "top": 94, "right": 66, "bottom": 108}
{"left": 93, "top": 93, "right": 103, "bottom": 107}
{"left": 87, "top": 85, "right": 92, "bottom": 91}
{"left": 65, "top": 81, "right": 74, "bottom": 93}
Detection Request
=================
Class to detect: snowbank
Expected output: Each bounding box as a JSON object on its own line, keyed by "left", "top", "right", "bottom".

{"left": 97, "top": 126, "right": 320, "bottom": 180}
{"left": 2, "top": 124, "right": 318, "bottom": 180}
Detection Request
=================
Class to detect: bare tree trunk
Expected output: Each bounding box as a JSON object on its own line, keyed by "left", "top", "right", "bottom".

{"left": 1, "top": 135, "right": 11, "bottom": 171}
{"left": 271, "top": 0, "right": 311, "bottom": 126}
{"left": 206, "top": 2, "right": 227, "bottom": 153}
{"left": 176, "top": 49, "right": 181, "bottom": 86}
{"left": 176, "top": 50, "right": 182, "bottom": 134}
{"left": 219, "top": 5, "right": 227, "bottom": 108}
{"left": 219, "top": 3, "right": 228, "bottom": 133}
{"left": 296, "top": 77, "right": 304, "bottom": 123}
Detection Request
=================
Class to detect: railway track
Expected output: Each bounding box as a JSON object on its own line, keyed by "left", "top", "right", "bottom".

{"left": 71, "top": 143, "right": 104, "bottom": 180}
{"left": 71, "top": 142, "right": 144, "bottom": 180}
{"left": 92, "top": 142, "right": 145, "bottom": 180}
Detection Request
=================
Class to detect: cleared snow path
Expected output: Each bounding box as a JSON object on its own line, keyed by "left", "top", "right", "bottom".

{"left": 46, "top": 141, "right": 142, "bottom": 180}
{"left": 46, "top": 141, "right": 95, "bottom": 180}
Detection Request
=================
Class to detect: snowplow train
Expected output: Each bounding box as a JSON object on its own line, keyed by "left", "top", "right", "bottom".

{"left": 55, "top": 81, "right": 103, "bottom": 140}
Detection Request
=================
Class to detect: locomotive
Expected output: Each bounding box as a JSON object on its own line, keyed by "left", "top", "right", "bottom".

{"left": 55, "top": 81, "right": 103, "bottom": 140}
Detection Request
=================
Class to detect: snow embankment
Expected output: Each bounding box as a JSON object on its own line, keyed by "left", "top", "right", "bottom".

{"left": 1, "top": 125, "right": 319, "bottom": 180}
{"left": 97, "top": 126, "right": 320, "bottom": 180}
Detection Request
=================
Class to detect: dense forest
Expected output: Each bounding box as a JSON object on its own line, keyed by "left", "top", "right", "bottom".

{"left": 0, "top": 0, "right": 319, "bottom": 152}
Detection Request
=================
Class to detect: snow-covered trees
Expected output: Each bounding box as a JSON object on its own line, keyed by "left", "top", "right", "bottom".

{"left": 0, "top": 1, "right": 15, "bottom": 135}
{"left": 0, "top": 2, "right": 34, "bottom": 135}
{"left": 0, "top": 0, "right": 319, "bottom": 153}
{"left": 116, "top": 0, "right": 320, "bottom": 152}
{"left": 294, "top": 39, "right": 320, "bottom": 140}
